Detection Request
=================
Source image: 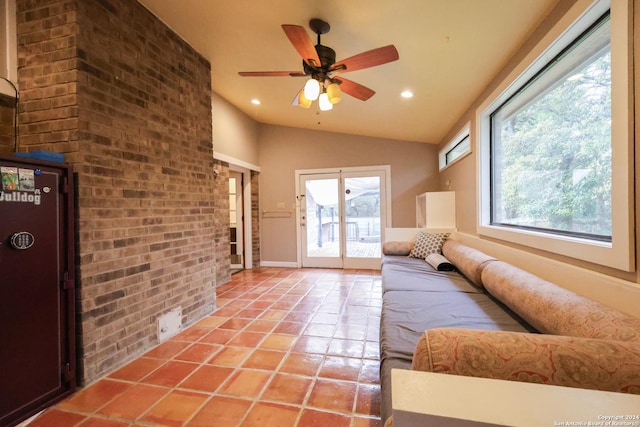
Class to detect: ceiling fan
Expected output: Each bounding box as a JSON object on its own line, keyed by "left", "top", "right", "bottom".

{"left": 238, "top": 18, "right": 399, "bottom": 110}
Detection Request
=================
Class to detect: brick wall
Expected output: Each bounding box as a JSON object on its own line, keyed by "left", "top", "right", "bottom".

{"left": 16, "top": 0, "right": 218, "bottom": 384}
{"left": 213, "top": 158, "right": 231, "bottom": 284}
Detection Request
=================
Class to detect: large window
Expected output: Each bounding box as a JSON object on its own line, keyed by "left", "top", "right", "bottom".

{"left": 490, "top": 13, "right": 611, "bottom": 241}
{"left": 477, "top": 0, "right": 633, "bottom": 271}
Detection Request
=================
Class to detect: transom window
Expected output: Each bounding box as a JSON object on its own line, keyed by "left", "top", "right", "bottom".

{"left": 439, "top": 125, "right": 470, "bottom": 171}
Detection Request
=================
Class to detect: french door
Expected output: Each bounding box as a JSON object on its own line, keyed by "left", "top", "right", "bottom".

{"left": 298, "top": 167, "right": 388, "bottom": 269}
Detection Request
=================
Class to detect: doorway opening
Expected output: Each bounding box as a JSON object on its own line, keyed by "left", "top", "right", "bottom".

{"left": 229, "top": 170, "right": 244, "bottom": 273}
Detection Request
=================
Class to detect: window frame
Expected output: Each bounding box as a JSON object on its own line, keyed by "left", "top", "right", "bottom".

{"left": 0, "top": 0, "right": 17, "bottom": 97}
{"left": 439, "top": 124, "right": 471, "bottom": 171}
{"left": 476, "top": 0, "right": 634, "bottom": 271}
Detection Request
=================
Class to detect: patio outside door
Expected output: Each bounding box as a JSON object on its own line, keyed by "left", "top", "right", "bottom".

{"left": 299, "top": 169, "right": 386, "bottom": 269}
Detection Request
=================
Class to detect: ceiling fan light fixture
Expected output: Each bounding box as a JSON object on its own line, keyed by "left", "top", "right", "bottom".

{"left": 303, "top": 78, "right": 320, "bottom": 101}
{"left": 327, "top": 82, "right": 342, "bottom": 104}
{"left": 297, "top": 91, "right": 312, "bottom": 108}
{"left": 319, "top": 92, "right": 333, "bottom": 111}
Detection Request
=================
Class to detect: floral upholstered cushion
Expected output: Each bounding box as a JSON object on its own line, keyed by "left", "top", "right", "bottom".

{"left": 408, "top": 232, "right": 449, "bottom": 259}
{"left": 413, "top": 328, "right": 640, "bottom": 394}
{"left": 481, "top": 261, "right": 640, "bottom": 342}
{"left": 441, "top": 239, "right": 496, "bottom": 287}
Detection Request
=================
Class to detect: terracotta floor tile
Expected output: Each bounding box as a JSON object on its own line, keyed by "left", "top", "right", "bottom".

{"left": 171, "top": 327, "right": 211, "bottom": 342}
{"left": 240, "top": 402, "right": 300, "bottom": 427}
{"left": 245, "top": 319, "right": 278, "bottom": 333}
{"left": 143, "top": 340, "right": 191, "bottom": 359}
{"left": 98, "top": 384, "right": 168, "bottom": 419}
{"left": 28, "top": 409, "right": 86, "bottom": 427}
{"left": 261, "top": 373, "right": 311, "bottom": 405}
{"left": 175, "top": 343, "right": 222, "bottom": 363}
{"left": 298, "top": 408, "right": 351, "bottom": 427}
{"left": 334, "top": 325, "right": 367, "bottom": 340}
{"left": 141, "top": 360, "right": 199, "bottom": 387}
{"left": 236, "top": 308, "right": 265, "bottom": 319}
{"left": 140, "top": 389, "right": 208, "bottom": 427}
{"left": 108, "top": 357, "right": 165, "bottom": 382}
{"left": 284, "top": 311, "right": 315, "bottom": 323}
{"left": 247, "top": 300, "right": 272, "bottom": 310}
{"left": 219, "top": 369, "right": 272, "bottom": 398}
{"left": 271, "top": 301, "right": 296, "bottom": 310}
{"left": 58, "top": 379, "right": 131, "bottom": 412}
{"left": 319, "top": 356, "right": 362, "bottom": 382}
{"left": 363, "top": 341, "right": 380, "bottom": 360}
{"left": 37, "top": 268, "right": 384, "bottom": 427}
{"left": 220, "top": 317, "right": 252, "bottom": 330}
{"left": 259, "top": 333, "right": 297, "bottom": 351}
{"left": 352, "top": 416, "right": 383, "bottom": 427}
{"left": 179, "top": 364, "right": 234, "bottom": 393}
{"left": 78, "top": 417, "right": 129, "bottom": 426}
{"left": 328, "top": 338, "right": 365, "bottom": 358}
{"left": 359, "top": 359, "right": 380, "bottom": 384}
{"left": 356, "top": 383, "right": 381, "bottom": 416}
{"left": 194, "top": 315, "right": 228, "bottom": 328}
{"left": 227, "top": 331, "right": 266, "bottom": 347}
{"left": 259, "top": 309, "right": 288, "bottom": 321}
{"left": 303, "top": 324, "right": 336, "bottom": 338}
{"left": 313, "top": 312, "right": 341, "bottom": 324}
{"left": 257, "top": 294, "right": 280, "bottom": 302}
{"left": 279, "top": 352, "right": 323, "bottom": 377}
{"left": 188, "top": 395, "right": 252, "bottom": 427}
{"left": 273, "top": 321, "right": 306, "bottom": 335}
{"left": 208, "top": 346, "right": 253, "bottom": 367}
{"left": 242, "top": 349, "right": 286, "bottom": 370}
{"left": 293, "top": 336, "right": 331, "bottom": 354}
{"left": 213, "top": 306, "right": 242, "bottom": 317}
{"left": 199, "top": 328, "right": 238, "bottom": 345}
{"left": 307, "top": 379, "right": 357, "bottom": 413}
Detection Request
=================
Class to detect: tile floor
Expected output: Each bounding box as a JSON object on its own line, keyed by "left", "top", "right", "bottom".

{"left": 28, "top": 267, "right": 383, "bottom": 427}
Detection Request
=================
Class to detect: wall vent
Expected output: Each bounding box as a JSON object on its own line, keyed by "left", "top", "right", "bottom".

{"left": 157, "top": 307, "right": 182, "bottom": 342}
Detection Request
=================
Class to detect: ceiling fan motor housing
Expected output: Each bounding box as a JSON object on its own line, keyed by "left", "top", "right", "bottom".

{"left": 303, "top": 44, "right": 336, "bottom": 77}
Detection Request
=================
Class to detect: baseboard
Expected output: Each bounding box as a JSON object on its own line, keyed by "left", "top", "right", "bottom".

{"left": 259, "top": 260, "right": 299, "bottom": 268}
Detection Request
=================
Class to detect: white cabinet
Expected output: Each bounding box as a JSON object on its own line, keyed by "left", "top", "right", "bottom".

{"left": 416, "top": 191, "right": 456, "bottom": 229}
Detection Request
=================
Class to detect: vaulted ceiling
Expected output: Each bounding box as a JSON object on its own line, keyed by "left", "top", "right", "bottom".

{"left": 139, "top": 0, "right": 559, "bottom": 143}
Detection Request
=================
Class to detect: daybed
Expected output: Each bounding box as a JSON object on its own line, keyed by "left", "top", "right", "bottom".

{"left": 379, "top": 232, "right": 640, "bottom": 426}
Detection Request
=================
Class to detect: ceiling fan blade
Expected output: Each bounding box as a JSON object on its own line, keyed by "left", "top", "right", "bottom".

{"left": 238, "top": 71, "right": 306, "bottom": 77}
{"left": 282, "top": 24, "right": 322, "bottom": 67}
{"left": 331, "top": 45, "right": 399, "bottom": 73}
{"left": 333, "top": 77, "right": 375, "bottom": 101}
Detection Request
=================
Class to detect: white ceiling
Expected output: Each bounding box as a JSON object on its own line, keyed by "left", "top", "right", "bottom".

{"left": 138, "top": 0, "right": 559, "bottom": 144}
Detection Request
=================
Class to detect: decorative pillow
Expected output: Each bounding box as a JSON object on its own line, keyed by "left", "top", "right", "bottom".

{"left": 409, "top": 231, "right": 449, "bottom": 258}
{"left": 382, "top": 241, "right": 413, "bottom": 256}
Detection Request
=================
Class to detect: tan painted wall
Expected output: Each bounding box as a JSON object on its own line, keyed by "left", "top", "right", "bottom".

{"left": 258, "top": 124, "right": 438, "bottom": 263}
{"left": 212, "top": 92, "right": 260, "bottom": 166}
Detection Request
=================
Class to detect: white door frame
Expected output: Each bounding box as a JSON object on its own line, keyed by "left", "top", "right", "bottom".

{"left": 230, "top": 164, "right": 253, "bottom": 270}
{"left": 295, "top": 165, "right": 392, "bottom": 268}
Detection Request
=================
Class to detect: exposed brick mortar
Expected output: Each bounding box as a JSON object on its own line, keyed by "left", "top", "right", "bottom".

{"left": 16, "top": 0, "right": 219, "bottom": 384}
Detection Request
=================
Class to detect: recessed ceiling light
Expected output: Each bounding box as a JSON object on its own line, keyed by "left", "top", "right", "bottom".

{"left": 400, "top": 90, "right": 414, "bottom": 99}
{"left": 251, "top": 99, "right": 261, "bottom": 105}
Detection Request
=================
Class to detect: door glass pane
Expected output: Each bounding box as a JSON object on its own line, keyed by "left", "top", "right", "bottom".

{"left": 305, "top": 178, "right": 340, "bottom": 258}
{"left": 344, "top": 176, "right": 381, "bottom": 258}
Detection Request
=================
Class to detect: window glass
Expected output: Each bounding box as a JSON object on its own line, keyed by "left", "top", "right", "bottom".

{"left": 445, "top": 135, "right": 470, "bottom": 165}
{"left": 490, "top": 13, "right": 611, "bottom": 241}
